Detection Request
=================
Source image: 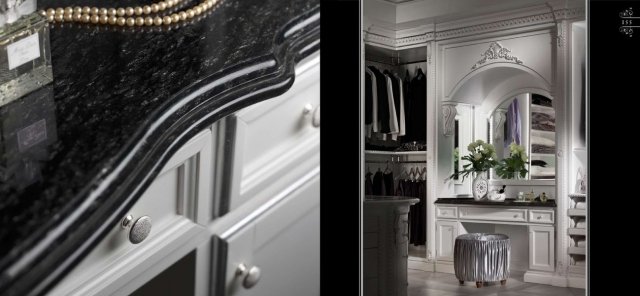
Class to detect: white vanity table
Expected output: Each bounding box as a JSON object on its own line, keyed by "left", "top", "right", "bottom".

{"left": 434, "top": 198, "right": 556, "bottom": 284}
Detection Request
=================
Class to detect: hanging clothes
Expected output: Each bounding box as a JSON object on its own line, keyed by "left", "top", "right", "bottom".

{"left": 384, "top": 71, "right": 399, "bottom": 141}
{"left": 395, "top": 74, "right": 406, "bottom": 137}
{"left": 409, "top": 180, "right": 427, "bottom": 246}
{"left": 505, "top": 98, "right": 521, "bottom": 147}
{"left": 372, "top": 170, "right": 386, "bottom": 196}
{"left": 365, "top": 172, "right": 374, "bottom": 195}
{"left": 403, "top": 70, "right": 414, "bottom": 141}
{"left": 368, "top": 66, "right": 390, "bottom": 133}
{"left": 409, "top": 68, "right": 427, "bottom": 142}
{"left": 365, "top": 67, "right": 379, "bottom": 135}
{"left": 383, "top": 171, "right": 394, "bottom": 196}
{"left": 365, "top": 68, "right": 373, "bottom": 134}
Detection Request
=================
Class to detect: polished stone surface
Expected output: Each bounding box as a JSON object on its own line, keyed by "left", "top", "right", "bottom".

{"left": 435, "top": 198, "right": 557, "bottom": 208}
{"left": 408, "top": 270, "right": 585, "bottom": 296}
{"left": 0, "top": 1, "right": 319, "bottom": 295}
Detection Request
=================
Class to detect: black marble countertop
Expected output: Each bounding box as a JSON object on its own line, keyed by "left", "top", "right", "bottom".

{"left": 435, "top": 198, "right": 557, "bottom": 208}
{"left": 0, "top": 1, "right": 319, "bottom": 295}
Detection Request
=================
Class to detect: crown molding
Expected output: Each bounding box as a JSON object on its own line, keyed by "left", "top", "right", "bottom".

{"left": 363, "top": 6, "right": 585, "bottom": 49}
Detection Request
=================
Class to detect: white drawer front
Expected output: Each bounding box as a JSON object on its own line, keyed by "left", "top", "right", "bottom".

{"left": 51, "top": 130, "right": 212, "bottom": 296}
{"left": 225, "top": 57, "right": 320, "bottom": 212}
{"left": 436, "top": 206, "right": 457, "bottom": 219}
{"left": 529, "top": 210, "right": 554, "bottom": 224}
{"left": 458, "top": 207, "right": 527, "bottom": 222}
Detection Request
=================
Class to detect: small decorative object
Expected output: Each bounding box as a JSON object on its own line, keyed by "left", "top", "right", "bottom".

{"left": 575, "top": 167, "right": 586, "bottom": 194}
{"left": 1, "top": 0, "right": 53, "bottom": 107}
{"left": 517, "top": 192, "right": 525, "bottom": 201}
{"left": 448, "top": 139, "right": 498, "bottom": 200}
{"left": 540, "top": 192, "right": 548, "bottom": 203}
{"left": 495, "top": 142, "right": 529, "bottom": 179}
{"left": 487, "top": 185, "right": 506, "bottom": 202}
{"left": 525, "top": 190, "right": 535, "bottom": 202}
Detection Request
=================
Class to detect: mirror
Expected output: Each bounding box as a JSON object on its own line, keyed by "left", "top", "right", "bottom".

{"left": 488, "top": 93, "right": 555, "bottom": 180}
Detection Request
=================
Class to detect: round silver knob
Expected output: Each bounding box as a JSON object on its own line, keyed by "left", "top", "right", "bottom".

{"left": 122, "top": 215, "right": 152, "bottom": 244}
{"left": 237, "top": 263, "right": 261, "bottom": 289}
{"left": 303, "top": 103, "right": 314, "bottom": 115}
{"left": 312, "top": 105, "right": 320, "bottom": 127}
{"left": 537, "top": 216, "right": 542, "bottom": 220}
{"left": 513, "top": 214, "right": 518, "bottom": 218}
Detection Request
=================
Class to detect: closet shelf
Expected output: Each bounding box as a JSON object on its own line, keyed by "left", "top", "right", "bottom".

{"left": 531, "top": 153, "right": 555, "bottom": 157}
{"left": 567, "top": 209, "right": 586, "bottom": 216}
{"left": 568, "top": 228, "right": 586, "bottom": 236}
{"left": 569, "top": 193, "right": 586, "bottom": 199}
{"left": 568, "top": 265, "right": 585, "bottom": 275}
{"left": 568, "top": 247, "right": 586, "bottom": 255}
{"left": 365, "top": 150, "right": 427, "bottom": 156}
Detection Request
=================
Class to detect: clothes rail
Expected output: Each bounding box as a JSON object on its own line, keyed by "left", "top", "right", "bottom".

{"left": 365, "top": 160, "right": 426, "bottom": 164}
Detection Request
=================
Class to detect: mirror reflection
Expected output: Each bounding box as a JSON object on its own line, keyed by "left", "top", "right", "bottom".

{"left": 489, "top": 93, "right": 555, "bottom": 180}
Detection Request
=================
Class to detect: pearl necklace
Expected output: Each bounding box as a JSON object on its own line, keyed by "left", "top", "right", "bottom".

{"left": 42, "top": 0, "right": 219, "bottom": 26}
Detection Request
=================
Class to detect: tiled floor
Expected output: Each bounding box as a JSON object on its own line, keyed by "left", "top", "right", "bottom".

{"left": 408, "top": 269, "right": 585, "bottom": 296}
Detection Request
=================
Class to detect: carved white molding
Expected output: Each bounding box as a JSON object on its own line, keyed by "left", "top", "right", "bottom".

{"left": 471, "top": 42, "right": 523, "bottom": 70}
{"left": 442, "top": 103, "right": 457, "bottom": 136}
{"left": 363, "top": 7, "right": 585, "bottom": 49}
{"left": 492, "top": 108, "right": 507, "bottom": 140}
{"left": 556, "top": 22, "right": 566, "bottom": 48}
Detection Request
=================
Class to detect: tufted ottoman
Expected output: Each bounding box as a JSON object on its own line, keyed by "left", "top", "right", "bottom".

{"left": 454, "top": 233, "right": 510, "bottom": 288}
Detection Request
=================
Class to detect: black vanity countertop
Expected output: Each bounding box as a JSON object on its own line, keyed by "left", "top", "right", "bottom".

{"left": 0, "top": 1, "right": 319, "bottom": 295}
{"left": 435, "top": 198, "right": 557, "bottom": 208}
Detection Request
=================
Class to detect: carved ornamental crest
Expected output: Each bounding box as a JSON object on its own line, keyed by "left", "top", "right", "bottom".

{"left": 471, "top": 42, "right": 523, "bottom": 70}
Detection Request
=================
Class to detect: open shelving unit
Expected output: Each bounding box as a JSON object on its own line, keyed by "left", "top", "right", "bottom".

{"left": 567, "top": 192, "right": 586, "bottom": 275}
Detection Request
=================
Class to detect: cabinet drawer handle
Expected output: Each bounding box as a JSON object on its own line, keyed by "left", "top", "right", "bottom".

{"left": 237, "top": 263, "right": 261, "bottom": 289}
{"left": 513, "top": 214, "right": 518, "bottom": 218}
{"left": 537, "top": 216, "right": 542, "bottom": 220}
{"left": 122, "top": 214, "right": 152, "bottom": 244}
{"left": 312, "top": 105, "right": 320, "bottom": 127}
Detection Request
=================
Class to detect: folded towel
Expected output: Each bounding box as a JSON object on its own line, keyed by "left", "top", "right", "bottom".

{"left": 575, "top": 201, "right": 586, "bottom": 209}
{"left": 575, "top": 220, "right": 586, "bottom": 228}
{"left": 576, "top": 240, "right": 586, "bottom": 247}
{"left": 531, "top": 135, "right": 555, "bottom": 147}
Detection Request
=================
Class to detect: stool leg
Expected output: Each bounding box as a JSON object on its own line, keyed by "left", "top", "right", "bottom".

{"left": 459, "top": 280, "right": 464, "bottom": 285}
{"left": 500, "top": 280, "right": 507, "bottom": 286}
{"left": 476, "top": 281, "right": 482, "bottom": 288}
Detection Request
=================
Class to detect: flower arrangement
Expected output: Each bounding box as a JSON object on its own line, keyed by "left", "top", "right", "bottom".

{"left": 495, "top": 143, "right": 529, "bottom": 179}
{"left": 449, "top": 140, "right": 498, "bottom": 182}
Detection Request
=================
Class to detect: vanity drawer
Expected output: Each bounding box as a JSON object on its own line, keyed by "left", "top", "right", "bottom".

{"left": 50, "top": 129, "right": 213, "bottom": 296}
{"left": 436, "top": 206, "right": 458, "bottom": 219}
{"left": 223, "top": 56, "right": 320, "bottom": 213}
{"left": 458, "top": 207, "right": 527, "bottom": 222}
{"left": 529, "top": 210, "right": 554, "bottom": 224}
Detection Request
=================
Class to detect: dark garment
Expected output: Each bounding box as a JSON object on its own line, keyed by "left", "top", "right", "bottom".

{"left": 372, "top": 171, "right": 386, "bottom": 196}
{"left": 384, "top": 70, "right": 401, "bottom": 123}
{"left": 365, "top": 172, "right": 374, "bottom": 195}
{"left": 409, "top": 181, "right": 427, "bottom": 246}
{"left": 368, "top": 66, "right": 390, "bottom": 133}
{"left": 403, "top": 70, "right": 413, "bottom": 141}
{"left": 409, "top": 69, "right": 427, "bottom": 142}
{"left": 365, "top": 71, "right": 373, "bottom": 125}
{"left": 383, "top": 172, "right": 394, "bottom": 196}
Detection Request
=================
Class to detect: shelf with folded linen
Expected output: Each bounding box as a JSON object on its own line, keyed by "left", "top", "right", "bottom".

{"left": 530, "top": 153, "right": 555, "bottom": 179}
{"left": 568, "top": 228, "right": 585, "bottom": 236}
{"left": 568, "top": 254, "right": 586, "bottom": 275}
{"left": 568, "top": 247, "right": 586, "bottom": 255}
{"left": 567, "top": 208, "right": 585, "bottom": 216}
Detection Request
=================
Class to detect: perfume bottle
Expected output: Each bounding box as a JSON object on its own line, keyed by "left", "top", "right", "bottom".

{"left": 1, "top": 0, "right": 53, "bottom": 107}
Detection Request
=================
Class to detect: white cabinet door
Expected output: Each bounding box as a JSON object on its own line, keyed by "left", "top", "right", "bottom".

{"left": 529, "top": 225, "right": 555, "bottom": 272}
{"left": 436, "top": 220, "right": 458, "bottom": 261}
{"left": 213, "top": 168, "right": 319, "bottom": 296}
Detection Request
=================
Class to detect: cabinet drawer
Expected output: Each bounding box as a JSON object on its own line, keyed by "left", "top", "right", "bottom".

{"left": 436, "top": 206, "right": 457, "bottom": 219}
{"left": 222, "top": 56, "right": 320, "bottom": 213}
{"left": 458, "top": 207, "right": 527, "bottom": 222}
{"left": 529, "top": 210, "right": 554, "bottom": 224}
{"left": 50, "top": 129, "right": 212, "bottom": 296}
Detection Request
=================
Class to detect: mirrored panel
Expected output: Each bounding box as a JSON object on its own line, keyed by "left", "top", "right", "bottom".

{"left": 489, "top": 93, "right": 555, "bottom": 180}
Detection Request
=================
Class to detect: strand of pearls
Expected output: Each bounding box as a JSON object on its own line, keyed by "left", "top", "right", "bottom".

{"left": 42, "top": 0, "right": 218, "bottom": 26}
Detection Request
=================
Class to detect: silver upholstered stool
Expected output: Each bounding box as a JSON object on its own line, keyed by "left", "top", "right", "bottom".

{"left": 454, "top": 233, "right": 510, "bottom": 288}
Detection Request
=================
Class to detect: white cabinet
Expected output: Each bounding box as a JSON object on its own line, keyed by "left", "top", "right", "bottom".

{"left": 529, "top": 225, "right": 555, "bottom": 272}
{"left": 213, "top": 172, "right": 320, "bottom": 296}
{"left": 436, "top": 220, "right": 458, "bottom": 261}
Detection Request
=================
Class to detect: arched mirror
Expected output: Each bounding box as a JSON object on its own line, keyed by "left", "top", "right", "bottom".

{"left": 488, "top": 93, "right": 555, "bottom": 181}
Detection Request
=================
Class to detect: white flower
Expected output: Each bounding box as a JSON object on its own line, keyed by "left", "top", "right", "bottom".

{"left": 491, "top": 152, "right": 497, "bottom": 159}
{"left": 474, "top": 153, "right": 482, "bottom": 160}
{"left": 521, "top": 153, "right": 528, "bottom": 162}
{"left": 475, "top": 139, "right": 484, "bottom": 145}
{"left": 468, "top": 143, "right": 475, "bottom": 152}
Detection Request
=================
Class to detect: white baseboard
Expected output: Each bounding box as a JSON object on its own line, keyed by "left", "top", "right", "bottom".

{"left": 524, "top": 271, "right": 555, "bottom": 285}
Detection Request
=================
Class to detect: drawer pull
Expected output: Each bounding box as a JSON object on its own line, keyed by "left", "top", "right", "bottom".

{"left": 303, "top": 103, "right": 314, "bottom": 115}
{"left": 122, "top": 214, "right": 152, "bottom": 244}
{"left": 537, "top": 216, "right": 542, "bottom": 220}
{"left": 312, "top": 105, "right": 320, "bottom": 127}
{"left": 237, "top": 263, "right": 261, "bottom": 289}
{"left": 513, "top": 214, "right": 518, "bottom": 218}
